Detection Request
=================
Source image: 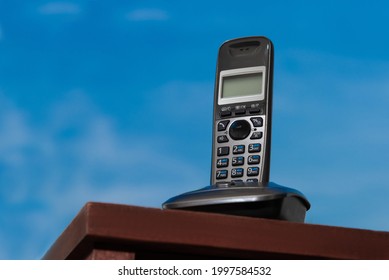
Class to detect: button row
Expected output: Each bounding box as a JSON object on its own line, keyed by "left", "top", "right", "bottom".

{"left": 217, "top": 131, "right": 263, "bottom": 143}
{"left": 220, "top": 105, "right": 262, "bottom": 117}
{"left": 217, "top": 143, "right": 261, "bottom": 156}
{"left": 217, "top": 155, "right": 260, "bottom": 168}
{"left": 216, "top": 167, "right": 260, "bottom": 179}
{"left": 217, "top": 117, "right": 263, "bottom": 132}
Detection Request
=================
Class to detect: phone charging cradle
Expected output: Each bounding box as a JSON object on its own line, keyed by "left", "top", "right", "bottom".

{"left": 162, "top": 182, "right": 310, "bottom": 223}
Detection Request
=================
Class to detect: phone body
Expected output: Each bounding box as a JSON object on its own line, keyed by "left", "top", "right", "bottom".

{"left": 211, "top": 36, "right": 274, "bottom": 185}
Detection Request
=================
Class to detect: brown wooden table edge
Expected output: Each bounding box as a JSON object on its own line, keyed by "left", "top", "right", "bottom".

{"left": 43, "top": 202, "right": 389, "bottom": 260}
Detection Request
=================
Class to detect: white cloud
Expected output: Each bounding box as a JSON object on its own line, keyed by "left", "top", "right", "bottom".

{"left": 0, "top": 89, "right": 202, "bottom": 203}
{"left": 127, "top": 8, "right": 169, "bottom": 21}
{"left": 0, "top": 90, "right": 206, "bottom": 259}
{"left": 0, "top": 103, "right": 29, "bottom": 166}
{"left": 38, "top": 2, "right": 81, "bottom": 15}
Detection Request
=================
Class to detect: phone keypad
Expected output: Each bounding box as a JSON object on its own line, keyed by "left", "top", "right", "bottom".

{"left": 214, "top": 143, "right": 261, "bottom": 180}
{"left": 214, "top": 114, "right": 265, "bottom": 183}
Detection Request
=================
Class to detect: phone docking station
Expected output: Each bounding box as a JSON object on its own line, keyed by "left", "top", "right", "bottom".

{"left": 162, "top": 182, "right": 310, "bottom": 223}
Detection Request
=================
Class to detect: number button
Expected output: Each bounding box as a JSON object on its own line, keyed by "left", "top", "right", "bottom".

{"left": 248, "top": 143, "right": 261, "bottom": 153}
{"left": 216, "top": 158, "right": 229, "bottom": 168}
{"left": 232, "top": 156, "right": 244, "bottom": 166}
{"left": 248, "top": 155, "right": 260, "bottom": 164}
{"left": 217, "top": 120, "right": 230, "bottom": 131}
{"left": 232, "top": 179, "right": 243, "bottom": 184}
{"left": 217, "top": 146, "right": 229, "bottom": 156}
{"left": 231, "top": 168, "right": 244, "bottom": 178}
{"left": 216, "top": 170, "right": 228, "bottom": 180}
{"left": 247, "top": 167, "right": 259, "bottom": 176}
{"left": 233, "top": 145, "right": 245, "bottom": 154}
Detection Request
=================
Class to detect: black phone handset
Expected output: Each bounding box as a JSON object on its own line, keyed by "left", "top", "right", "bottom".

{"left": 211, "top": 37, "right": 273, "bottom": 185}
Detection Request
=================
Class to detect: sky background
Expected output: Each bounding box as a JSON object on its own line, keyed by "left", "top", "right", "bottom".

{"left": 0, "top": 0, "right": 389, "bottom": 259}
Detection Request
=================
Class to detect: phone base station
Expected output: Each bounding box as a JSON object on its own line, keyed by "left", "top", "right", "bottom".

{"left": 162, "top": 182, "right": 310, "bottom": 223}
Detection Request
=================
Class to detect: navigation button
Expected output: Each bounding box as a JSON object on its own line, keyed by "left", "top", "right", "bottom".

{"left": 229, "top": 120, "right": 251, "bottom": 140}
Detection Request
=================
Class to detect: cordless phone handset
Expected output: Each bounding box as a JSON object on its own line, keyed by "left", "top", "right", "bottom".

{"left": 211, "top": 36, "right": 273, "bottom": 186}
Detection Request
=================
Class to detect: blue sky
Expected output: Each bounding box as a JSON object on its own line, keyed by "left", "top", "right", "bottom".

{"left": 0, "top": 1, "right": 389, "bottom": 259}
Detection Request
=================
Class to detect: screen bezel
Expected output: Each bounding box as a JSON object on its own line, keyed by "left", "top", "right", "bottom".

{"left": 218, "top": 66, "right": 266, "bottom": 105}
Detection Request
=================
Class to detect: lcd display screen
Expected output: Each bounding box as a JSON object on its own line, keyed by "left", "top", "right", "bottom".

{"left": 221, "top": 72, "right": 263, "bottom": 99}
